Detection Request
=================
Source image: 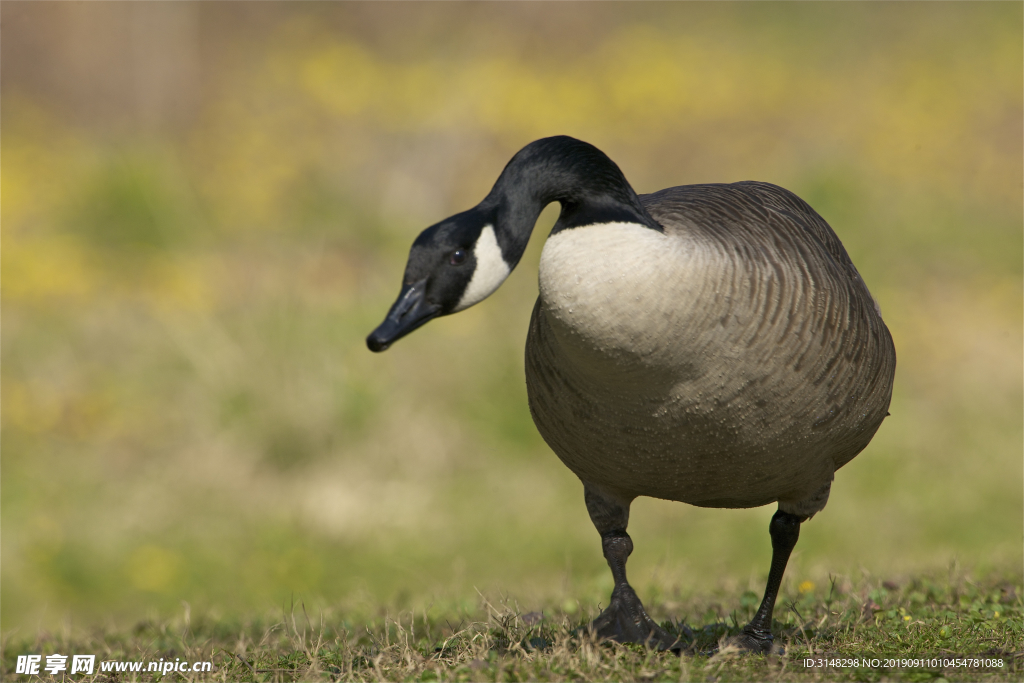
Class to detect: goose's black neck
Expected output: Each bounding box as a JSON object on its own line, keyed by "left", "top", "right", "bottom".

{"left": 480, "top": 136, "right": 662, "bottom": 269}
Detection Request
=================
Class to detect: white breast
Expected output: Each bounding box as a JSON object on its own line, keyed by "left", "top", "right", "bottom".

{"left": 537, "top": 222, "right": 716, "bottom": 371}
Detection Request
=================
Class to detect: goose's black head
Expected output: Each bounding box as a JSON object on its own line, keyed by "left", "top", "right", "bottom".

{"left": 367, "top": 135, "right": 658, "bottom": 352}
{"left": 366, "top": 205, "right": 512, "bottom": 352}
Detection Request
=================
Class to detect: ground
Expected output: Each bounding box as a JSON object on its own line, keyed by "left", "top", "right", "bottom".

{"left": 5, "top": 569, "right": 1020, "bottom": 682}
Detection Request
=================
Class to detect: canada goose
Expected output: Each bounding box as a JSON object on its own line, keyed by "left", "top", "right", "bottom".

{"left": 367, "top": 136, "right": 896, "bottom": 653}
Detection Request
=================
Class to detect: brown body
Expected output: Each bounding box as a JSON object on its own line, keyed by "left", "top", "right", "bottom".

{"left": 525, "top": 181, "right": 895, "bottom": 518}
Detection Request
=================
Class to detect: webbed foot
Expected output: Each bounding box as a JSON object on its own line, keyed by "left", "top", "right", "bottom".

{"left": 720, "top": 628, "right": 784, "bottom": 655}
{"left": 590, "top": 583, "right": 687, "bottom": 651}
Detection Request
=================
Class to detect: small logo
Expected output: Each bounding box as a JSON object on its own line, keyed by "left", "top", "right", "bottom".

{"left": 15, "top": 654, "right": 95, "bottom": 676}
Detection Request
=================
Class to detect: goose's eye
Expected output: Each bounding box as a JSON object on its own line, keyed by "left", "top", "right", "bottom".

{"left": 449, "top": 249, "right": 467, "bottom": 265}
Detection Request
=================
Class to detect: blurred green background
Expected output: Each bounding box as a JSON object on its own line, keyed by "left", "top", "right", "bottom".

{"left": 2, "top": 3, "right": 1021, "bottom": 632}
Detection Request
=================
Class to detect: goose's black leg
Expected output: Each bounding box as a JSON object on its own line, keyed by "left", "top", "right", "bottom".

{"left": 583, "top": 485, "right": 683, "bottom": 650}
{"left": 726, "top": 509, "right": 805, "bottom": 654}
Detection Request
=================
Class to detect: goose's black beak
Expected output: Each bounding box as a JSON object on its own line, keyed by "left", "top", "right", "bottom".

{"left": 366, "top": 279, "right": 441, "bottom": 352}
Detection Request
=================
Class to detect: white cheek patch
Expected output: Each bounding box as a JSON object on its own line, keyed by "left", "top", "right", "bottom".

{"left": 453, "top": 224, "right": 512, "bottom": 312}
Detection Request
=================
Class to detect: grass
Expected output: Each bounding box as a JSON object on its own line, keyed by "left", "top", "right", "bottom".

{"left": 4, "top": 568, "right": 1020, "bottom": 682}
